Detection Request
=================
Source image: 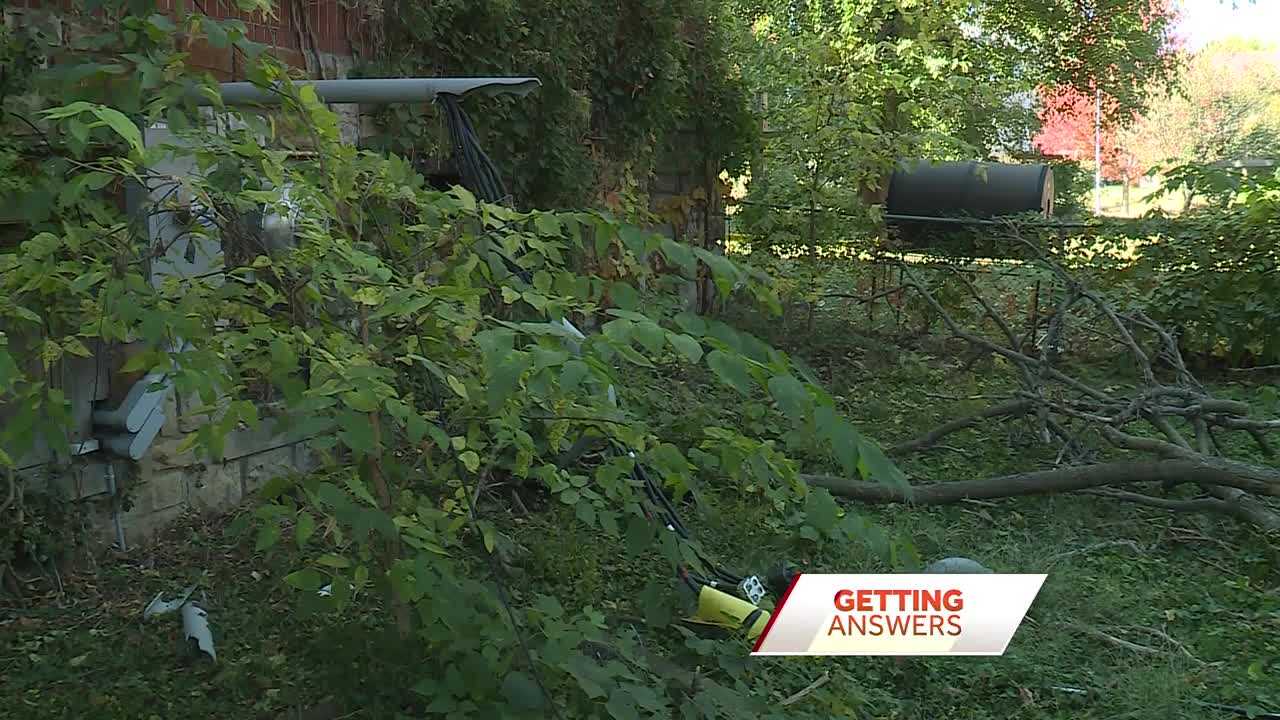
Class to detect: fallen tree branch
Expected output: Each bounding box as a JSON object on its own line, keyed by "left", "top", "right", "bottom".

{"left": 780, "top": 671, "right": 831, "bottom": 707}
{"left": 889, "top": 399, "right": 1033, "bottom": 455}
{"left": 1061, "top": 622, "right": 1171, "bottom": 660}
{"left": 838, "top": 242, "right": 1280, "bottom": 531}
{"left": 803, "top": 459, "right": 1280, "bottom": 515}
{"left": 1080, "top": 488, "right": 1235, "bottom": 515}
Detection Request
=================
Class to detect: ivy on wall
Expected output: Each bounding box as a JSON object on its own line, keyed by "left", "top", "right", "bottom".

{"left": 357, "top": 0, "right": 758, "bottom": 211}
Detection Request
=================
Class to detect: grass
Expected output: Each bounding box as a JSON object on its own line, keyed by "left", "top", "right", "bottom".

{"left": 2, "top": 266, "right": 1279, "bottom": 719}
{"left": 1094, "top": 181, "right": 1201, "bottom": 218}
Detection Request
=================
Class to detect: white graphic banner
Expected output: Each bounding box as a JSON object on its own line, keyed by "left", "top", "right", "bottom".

{"left": 752, "top": 574, "right": 1046, "bottom": 656}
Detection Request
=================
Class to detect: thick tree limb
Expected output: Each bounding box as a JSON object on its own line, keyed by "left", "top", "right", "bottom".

{"left": 802, "top": 459, "right": 1280, "bottom": 506}
{"left": 1102, "top": 427, "right": 1198, "bottom": 459}
{"left": 1201, "top": 485, "right": 1280, "bottom": 532}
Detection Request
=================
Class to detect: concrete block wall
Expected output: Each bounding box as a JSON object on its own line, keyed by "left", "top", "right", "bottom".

{"left": 106, "top": 409, "right": 315, "bottom": 547}
{"left": 22, "top": 423, "right": 312, "bottom": 551}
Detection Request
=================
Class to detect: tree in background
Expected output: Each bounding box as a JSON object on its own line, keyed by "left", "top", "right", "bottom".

{"left": 730, "top": 0, "right": 1178, "bottom": 244}
{"left": 1033, "top": 86, "right": 1145, "bottom": 212}
{"left": 1124, "top": 38, "right": 1280, "bottom": 174}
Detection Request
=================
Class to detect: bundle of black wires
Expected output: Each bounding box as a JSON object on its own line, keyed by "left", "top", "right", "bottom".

{"left": 436, "top": 93, "right": 508, "bottom": 205}
{"left": 606, "top": 439, "right": 744, "bottom": 591}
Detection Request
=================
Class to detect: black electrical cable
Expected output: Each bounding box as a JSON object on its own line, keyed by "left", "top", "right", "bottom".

{"left": 437, "top": 93, "right": 507, "bottom": 205}
{"left": 609, "top": 439, "right": 744, "bottom": 588}
{"left": 435, "top": 93, "right": 534, "bottom": 288}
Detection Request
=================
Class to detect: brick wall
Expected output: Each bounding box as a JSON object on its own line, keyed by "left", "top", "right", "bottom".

{"left": 7, "top": 0, "right": 357, "bottom": 77}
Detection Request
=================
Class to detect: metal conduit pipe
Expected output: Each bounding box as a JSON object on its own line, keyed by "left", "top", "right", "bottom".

{"left": 197, "top": 77, "right": 541, "bottom": 106}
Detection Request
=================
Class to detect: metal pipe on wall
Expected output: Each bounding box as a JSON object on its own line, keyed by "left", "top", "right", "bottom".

{"left": 197, "top": 78, "right": 541, "bottom": 106}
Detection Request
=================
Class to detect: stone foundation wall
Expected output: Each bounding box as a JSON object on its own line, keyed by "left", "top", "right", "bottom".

{"left": 25, "top": 415, "right": 313, "bottom": 551}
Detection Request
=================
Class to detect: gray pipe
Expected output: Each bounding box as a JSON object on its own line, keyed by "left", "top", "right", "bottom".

{"left": 199, "top": 77, "right": 541, "bottom": 107}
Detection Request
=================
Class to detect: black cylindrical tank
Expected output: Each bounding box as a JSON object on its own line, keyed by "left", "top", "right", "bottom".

{"left": 887, "top": 161, "right": 1054, "bottom": 219}
{"left": 886, "top": 161, "right": 1054, "bottom": 257}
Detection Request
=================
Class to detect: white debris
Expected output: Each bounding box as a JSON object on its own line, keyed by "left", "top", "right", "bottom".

{"left": 181, "top": 600, "right": 217, "bottom": 662}
{"left": 923, "top": 557, "right": 992, "bottom": 574}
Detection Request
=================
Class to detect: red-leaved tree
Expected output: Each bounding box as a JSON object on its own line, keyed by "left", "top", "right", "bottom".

{"left": 1033, "top": 85, "right": 1142, "bottom": 185}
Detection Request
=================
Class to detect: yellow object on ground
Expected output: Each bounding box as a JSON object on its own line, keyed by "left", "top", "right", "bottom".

{"left": 687, "top": 585, "right": 771, "bottom": 640}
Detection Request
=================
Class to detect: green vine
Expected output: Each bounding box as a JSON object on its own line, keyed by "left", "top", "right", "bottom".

{"left": 361, "top": 0, "right": 757, "bottom": 210}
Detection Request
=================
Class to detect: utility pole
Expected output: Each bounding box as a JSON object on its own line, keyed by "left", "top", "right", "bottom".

{"left": 1094, "top": 87, "right": 1102, "bottom": 215}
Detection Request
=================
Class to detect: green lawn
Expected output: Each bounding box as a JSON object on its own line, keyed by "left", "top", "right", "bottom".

{"left": 1094, "top": 182, "right": 1196, "bottom": 218}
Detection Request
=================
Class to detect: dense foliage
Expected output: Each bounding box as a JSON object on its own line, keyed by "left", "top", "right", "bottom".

{"left": 0, "top": 2, "right": 913, "bottom": 716}
{"left": 729, "top": 0, "right": 1178, "bottom": 247}
{"left": 1125, "top": 39, "right": 1280, "bottom": 175}
{"left": 360, "top": 0, "right": 758, "bottom": 211}
{"left": 1081, "top": 164, "right": 1280, "bottom": 365}
{"left": 1034, "top": 87, "right": 1142, "bottom": 185}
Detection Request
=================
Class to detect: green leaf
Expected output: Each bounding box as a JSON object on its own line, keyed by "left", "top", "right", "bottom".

{"left": 602, "top": 318, "right": 634, "bottom": 344}
{"left": 204, "top": 18, "right": 229, "bottom": 48}
{"left": 337, "top": 411, "right": 376, "bottom": 455}
{"left": 606, "top": 690, "right": 641, "bottom": 720}
{"left": 62, "top": 337, "right": 92, "bottom": 358}
{"left": 67, "top": 119, "right": 90, "bottom": 145}
{"left": 816, "top": 406, "right": 861, "bottom": 477}
{"left": 533, "top": 213, "right": 561, "bottom": 236}
{"left": 459, "top": 451, "right": 481, "bottom": 472}
{"left": 633, "top": 322, "right": 667, "bottom": 356}
{"left": 574, "top": 501, "right": 596, "bottom": 526}
{"left": 610, "top": 281, "right": 640, "bottom": 311}
{"left": 480, "top": 521, "right": 497, "bottom": 553}
{"left": 804, "top": 488, "right": 841, "bottom": 535}
{"left": 623, "top": 514, "right": 654, "bottom": 556}
{"left": 502, "top": 671, "right": 545, "bottom": 710}
{"left": 295, "top": 512, "right": 316, "bottom": 548}
{"left": 531, "top": 346, "right": 569, "bottom": 370}
{"left": 316, "top": 554, "right": 352, "bottom": 568}
{"left": 674, "top": 312, "right": 708, "bottom": 336}
{"left": 618, "top": 225, "right": 650, "bottom": 255}
{"left": 706, "top": 350, "right": 753, "bottom": 395}
{"left": 345, "top": 476, "right": 378, "bottom": 507}
{"left": 254, "top": 522, "right": 280, "bottom": 552}
{"left": 41, "top": 101, "right": 94, "bottom": 119}
{"left": 88, "top": 106, "right": 143, "bottom": 152}
{"left": 341, "top": 388, "right": 379, "bottom": 413}
{"left": 858, "top": 438, "right": 909, "bottom": 492}
{"left": 660, "top": 333, "right": 698, "bottom": 365}
{"left": 488, "top": 351, "right": 532, "bottom": 411}
{"left": 660, "top": 238, "right": 697, "bottom": 275}
{"left": 446, "top": 375, "right": 469, "bottom": 400}
{"left": 284, "top": 568, "right": 324, "bottom": 592}
{"left": 613, "top": 343, "right": 655, "bottom": 368}
{"left": 560, "top": 360, "right": 590, "bottom": 391}
{"left": 767, "top": 374, "right": 811, "bottom": 422}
